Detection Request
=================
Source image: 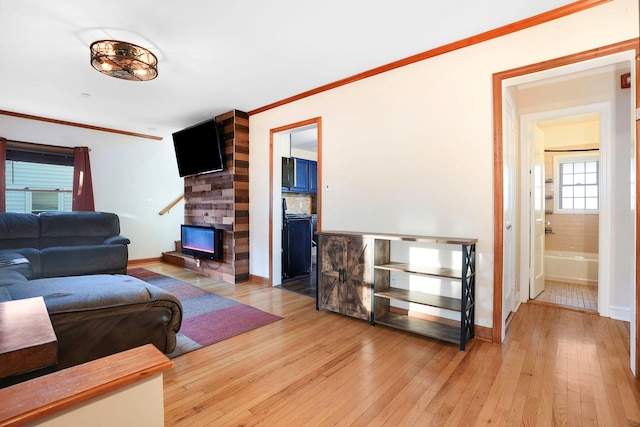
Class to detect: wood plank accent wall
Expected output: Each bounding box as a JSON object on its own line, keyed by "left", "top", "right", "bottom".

{"left": 183, "top": 110, "right": 249, "bottom": 283}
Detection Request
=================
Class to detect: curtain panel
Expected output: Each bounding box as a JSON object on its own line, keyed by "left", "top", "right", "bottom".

{"left": 0, "top": 138, "right": 6, "bottom": 212}
{"left": 72, "top": 146, "right": 95, "bottom": 211}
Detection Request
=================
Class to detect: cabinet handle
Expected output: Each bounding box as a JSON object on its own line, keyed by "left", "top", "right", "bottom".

{"left": 339, "top": 268, "right": 345, "bottom": 283}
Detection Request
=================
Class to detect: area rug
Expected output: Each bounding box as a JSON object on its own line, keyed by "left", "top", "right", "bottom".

{"left": 127, "top": 268, "right": 282, "bottom": 358}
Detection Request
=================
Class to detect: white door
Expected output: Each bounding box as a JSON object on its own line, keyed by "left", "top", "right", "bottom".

{"left": 503, "top": 94, "right": 517, "bottom": 322}
{"left": 530, "top": 123, "right": 545, "bottom": 299}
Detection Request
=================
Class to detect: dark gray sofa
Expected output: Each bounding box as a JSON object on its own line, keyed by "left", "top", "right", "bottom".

{"left": 0, "top": 211, "right": 182, "bottom": 378}
{"left": 0, "top": 211, "right": 130, "bottom": 279}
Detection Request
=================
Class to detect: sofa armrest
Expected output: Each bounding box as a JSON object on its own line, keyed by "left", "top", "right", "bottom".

{"left": 0, "top": 251, "right": 34, "bottom": 279}
{"left": 103, "top": 235, "right": 131, "bottom": 245}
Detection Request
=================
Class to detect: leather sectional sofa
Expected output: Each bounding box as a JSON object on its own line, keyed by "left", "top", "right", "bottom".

{"left": 0, "top": 211, "right": 182, "bottom": 377}
{"left": 0, "top": 211, "right": 130, "bottom": 279}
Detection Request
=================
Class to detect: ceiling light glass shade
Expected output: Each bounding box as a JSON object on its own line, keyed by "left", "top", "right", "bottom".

{"left": 90, "top": 40, "right": 158, "bottom": 81}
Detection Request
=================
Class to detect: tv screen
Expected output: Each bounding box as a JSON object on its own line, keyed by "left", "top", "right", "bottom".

{"left": 172, "top": 118, "right": 225, "bottom": 177}
{"left": 181, "top": 224, "right": 223, "bottom": 260}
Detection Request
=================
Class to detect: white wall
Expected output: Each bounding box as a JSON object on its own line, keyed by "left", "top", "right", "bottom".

{"left": 35, "top": 375, "right": 165, "bottom": 427}
{"left": 249, "top": 0, "right": 639, "bottom": 328}
{"left": 290, "top": 147, "right": 317, "bottom": 161}
{"left": 542, "top": 120, "right": 599, "bottom": 148}
{"left": 0, "top": 115, "right": 184, "bottom": 260}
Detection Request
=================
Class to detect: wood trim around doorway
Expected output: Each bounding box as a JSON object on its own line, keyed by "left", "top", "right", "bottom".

{"left": 492, "top": 38, "right": 640, "bottom": 376}
{"left": 268, "top": 117, "right": 322, "bottom": 286}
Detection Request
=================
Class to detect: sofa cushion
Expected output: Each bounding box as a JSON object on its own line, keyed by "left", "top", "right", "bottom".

{"left": 0, "top": 270, "right": 28, "bottom": 286}
{"left": 6, "top": 274, "right": 160, "bottom": 311}
{"left": 40, "top": 245, "right": 128, "bottom": 278}
{"left": 0, "top": 287, "right": 11, "bottom": 303}
{"left": 0, "top": 270, "right": 27, "bottom": 302}
{"left": 0, "top": 213, "right": 40, "bottom": 250}
{"left": 39, "top": 211, "right": 121, "bottom": 248}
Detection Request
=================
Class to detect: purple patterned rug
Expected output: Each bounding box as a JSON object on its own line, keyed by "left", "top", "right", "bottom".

{"left": 128, "top": 268, "right": 283, "bottom": 358}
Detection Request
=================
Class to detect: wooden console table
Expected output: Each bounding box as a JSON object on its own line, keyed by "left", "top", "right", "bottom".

{"left": 317, "top": 231, "right": 477, "bottom": 351}
{"left": 0, "top": 297, "right": 57, "bottom": 379}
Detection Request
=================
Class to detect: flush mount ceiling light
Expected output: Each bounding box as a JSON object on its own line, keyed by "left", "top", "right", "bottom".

{"left": 90, "top": 40, "right": 157, "bottom": 81}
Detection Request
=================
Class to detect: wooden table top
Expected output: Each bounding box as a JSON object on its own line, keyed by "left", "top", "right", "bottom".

{"left": 0, "top": 297, "right": 57, "bottom": 379}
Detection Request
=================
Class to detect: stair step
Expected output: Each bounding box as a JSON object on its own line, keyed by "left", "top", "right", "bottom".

{"left": 162, "top": 251, "right": 185, "bottom": 267}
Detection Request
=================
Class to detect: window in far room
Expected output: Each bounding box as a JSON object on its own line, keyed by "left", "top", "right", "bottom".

{"left": 554, "top": 153, "right": 599, "bottom": 213}
{"left": 5, "top": 145, "right": 74, "bottom": 213}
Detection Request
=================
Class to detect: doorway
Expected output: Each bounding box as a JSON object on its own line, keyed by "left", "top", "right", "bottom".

{"left": 520, "top": 105, "right": 608, "bottom": 314}
{"left": 492, "top": 42, "right": 638, "bottom": 374}
{"left": 269, "top": 118, "right": 321, "bottom": 296}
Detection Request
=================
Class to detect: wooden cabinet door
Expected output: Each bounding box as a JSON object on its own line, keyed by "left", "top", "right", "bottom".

{"left": 318, "top": 235, "right": 344, "bottom": 313}
{"left": 342, "top": 236, "right": 372, "bottom": 320}
{"left": 317, "top": 234, "right": 372, "bottom": 321}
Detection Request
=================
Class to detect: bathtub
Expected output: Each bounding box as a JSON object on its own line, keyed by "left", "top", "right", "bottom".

{"left": 544, "top": 251, "right": 598, "bottom": 286}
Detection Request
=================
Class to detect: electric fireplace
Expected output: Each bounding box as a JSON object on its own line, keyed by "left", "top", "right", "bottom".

{"left": 180, "top": 224, "right": 223, "bottom": 260}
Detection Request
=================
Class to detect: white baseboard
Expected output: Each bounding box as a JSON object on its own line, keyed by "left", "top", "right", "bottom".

{"left": 609, "top": 305, "right": 631, "bottom": 322}
{"left": 544, "top": 274, "right": 597, "bottom": 286}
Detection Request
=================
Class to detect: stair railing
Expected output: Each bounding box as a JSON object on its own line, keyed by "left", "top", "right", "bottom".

{"left": 158, "top": 195, "right": 184, "bottom": 215}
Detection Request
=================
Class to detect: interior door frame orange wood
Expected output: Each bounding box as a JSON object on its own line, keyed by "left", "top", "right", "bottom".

{"left": 268, "top": 117, "right": 322, "bottom": 286}
{"left": 492, "top": 38, "right": 640, "bottom": 376}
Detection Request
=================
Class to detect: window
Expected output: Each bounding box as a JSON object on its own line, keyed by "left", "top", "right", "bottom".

{"left": 4, "top": 143, "right": 74, "bottom": 213}
{"left": 554, "top": 154, "right": 599, "bottom": 213}
{"left": 32, "top": 191, "right": 64, "bottom": 212}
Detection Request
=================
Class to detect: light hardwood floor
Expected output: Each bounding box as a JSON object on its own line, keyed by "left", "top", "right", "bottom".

{"left": 136, "top": 262, "right": 640, "bottom": 426}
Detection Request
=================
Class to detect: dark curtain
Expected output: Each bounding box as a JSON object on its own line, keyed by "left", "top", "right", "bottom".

{"left": 72, "top": 146, "right": 95, "bottom": 211}
{"left": 0, "top": 138, "right": 5, "bottom": 212}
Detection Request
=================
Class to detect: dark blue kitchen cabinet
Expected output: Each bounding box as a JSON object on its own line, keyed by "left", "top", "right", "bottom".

{"left": 308, "top": 161, "right": 317, "bottom": 193}
{"left": 291, "top": 158, "right": 309, "bottom": 192}
{"left": 282, "top": 157, "right": 317, "bottom": 194}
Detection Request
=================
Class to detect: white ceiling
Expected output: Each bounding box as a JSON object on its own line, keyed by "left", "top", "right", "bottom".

{"left": 0, "top": 0, "right": 578, "bottom": 138}
{"left": 289, "top": 126, "right": 318, "bottom": 153}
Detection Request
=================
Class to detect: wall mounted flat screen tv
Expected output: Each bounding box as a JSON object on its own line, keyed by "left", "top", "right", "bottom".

{"left": 181, "top": 224, "right": 223, "bottom": 260}
{"left": 172, "top": 118, "right": 225, "bottom": 177}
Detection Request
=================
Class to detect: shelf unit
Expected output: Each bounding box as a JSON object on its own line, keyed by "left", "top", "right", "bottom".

{"left": 545, "top": 178, "right": 554, "bottom": 233}
{"left": 316, "top": 231, "right": 476, "bottom": 351}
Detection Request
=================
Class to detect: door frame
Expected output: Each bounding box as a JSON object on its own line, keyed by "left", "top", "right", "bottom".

{"left": 502, "top": 91, "right": 518, "bottom": 324}
{"left": 268, "top": 117, "right": 322, "bottom": 286}
{"left": 519, "top": 103, "right": 612, "bottom": 316}
{"left": 492, "top": 39, "right": 639, "bottom": 373}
